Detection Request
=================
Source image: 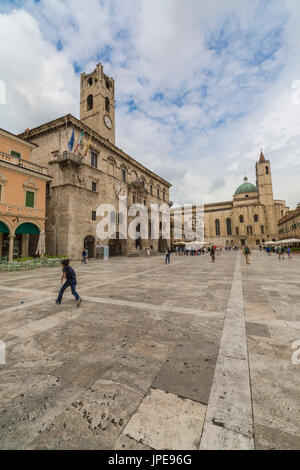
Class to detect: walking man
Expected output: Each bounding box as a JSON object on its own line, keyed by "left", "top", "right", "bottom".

{"left": 243, "top": 245, "right": 251, "bottom": 264}
{"left": 56, "top": 259, "right": 82, "bottom": 306}
{"left": 165, "top": 247, "right": 171, "bottom": 264}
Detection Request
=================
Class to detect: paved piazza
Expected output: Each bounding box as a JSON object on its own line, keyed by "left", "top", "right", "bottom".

{"left": 0, "top": 251, "right": 300, "bottom": 450}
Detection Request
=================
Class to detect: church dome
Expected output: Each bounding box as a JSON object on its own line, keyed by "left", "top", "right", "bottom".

{"left": 235, "top": 177, "right": 258, "bottom": 195}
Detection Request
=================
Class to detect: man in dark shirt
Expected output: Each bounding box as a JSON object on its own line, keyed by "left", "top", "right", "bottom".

{"left": 56, "top": 259, "right": 82, "bottom": 306}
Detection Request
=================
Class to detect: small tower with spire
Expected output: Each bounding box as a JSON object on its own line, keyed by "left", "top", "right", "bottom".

{"left": 256, "top": 149, "right": 273, "bottom": 206}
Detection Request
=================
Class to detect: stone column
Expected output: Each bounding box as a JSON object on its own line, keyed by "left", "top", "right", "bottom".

{"left": 21, "top": 234, "right": 26, "bottom": 257}
{"left": 25, "top": 234, "right": 30, "bottom": 257}
{"left": 0, "top": 233, "right": 3, "bottom": 258}
{"left": 8, "top": 235, "right": 15, "bottom": 261}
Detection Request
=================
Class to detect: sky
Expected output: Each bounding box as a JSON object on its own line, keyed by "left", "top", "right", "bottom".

{"left": 0, "top": 0, "right": 300, "bottom": 207}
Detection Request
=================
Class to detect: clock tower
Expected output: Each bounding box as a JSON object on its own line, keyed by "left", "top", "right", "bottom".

{"left": 80, "top": 63, "right": 115, "bottom": 144}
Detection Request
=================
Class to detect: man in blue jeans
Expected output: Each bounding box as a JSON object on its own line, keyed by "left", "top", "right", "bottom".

{"left": 56, "top": 259, "right": 82, "bottom": 306}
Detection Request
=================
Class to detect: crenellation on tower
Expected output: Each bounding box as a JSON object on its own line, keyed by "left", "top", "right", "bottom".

{"left": 80, "top": 63, "right": 115, "bottom": 144}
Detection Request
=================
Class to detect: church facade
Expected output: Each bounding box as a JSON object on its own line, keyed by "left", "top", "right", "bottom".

{"left": 20, "top": 63, "right": 171, "bottom": 259}
{"left": 171, "top": 152, "right": 289, "bottom": 248}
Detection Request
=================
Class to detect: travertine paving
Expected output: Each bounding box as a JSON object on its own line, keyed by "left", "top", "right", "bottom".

{"left": 0, "top": 251, "right": 299, "bottom": 450}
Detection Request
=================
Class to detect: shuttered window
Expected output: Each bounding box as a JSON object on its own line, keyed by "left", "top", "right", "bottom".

{"left": 26, "top": 191, "right": 34, "bottom": 208}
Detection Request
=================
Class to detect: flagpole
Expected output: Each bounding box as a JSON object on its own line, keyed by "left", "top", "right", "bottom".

{"left": 65, "top": 115, "right": 68, "bottom": 150}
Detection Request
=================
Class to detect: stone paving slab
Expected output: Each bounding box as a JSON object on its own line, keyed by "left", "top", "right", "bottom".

{"left": 0, "top": 252, "right": 300, "bottom": 449}
{"left": 122, "top": 388, "right": 206, "bottom": 450}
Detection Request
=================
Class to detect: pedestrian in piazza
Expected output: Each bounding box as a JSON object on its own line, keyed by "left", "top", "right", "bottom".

{"left": 82, "top": 248, "right": 87, "bottom": 264}
{"left": 210, "top": 246, "right": 216, "bottom": 263}
{"left": 165, "top": 247, "right": 171, "bottom": 264}
{"left": 56, "top": 259, "right": 82, "bottom": 307}
{"left": 243, "top": 245, "right": 251, "bottom": 265}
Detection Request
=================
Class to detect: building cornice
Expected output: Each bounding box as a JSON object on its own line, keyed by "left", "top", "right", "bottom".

{"left": 19, "top": 114, "right": 171, "bottom": 188}
{"left": 0, "top": 159, "right": 52, "bottom": 180}
{"left": 0, "top": 128, "right": 37, "bottom": 149}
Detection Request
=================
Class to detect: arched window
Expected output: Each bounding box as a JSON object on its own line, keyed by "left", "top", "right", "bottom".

{"left": 105, "top": 79, "right": 110, "bottom": 90}
{"left": 121, "top": 165, "right": 127, "bottom": 183}
{"left": 87, "top": 94, "right": 93, "bottom": 110}
{"left": 88, "top": 77, "right": 93, "bottom": 86}
{"left": 226, "top": 218, "right": 232, "bottom": 236}
{"left": 157, "top": 187, "right": 160, "bottom": 199}
{"left": 256, "top": 239, "right": 260, "bottom": 245}
{"left": 107, "top": 157, "right": 116, "bottom": 176}
{"left": 105, "top": 97, "right": 110, "bottom": 113}
{"left": 163, "top": 190, "right": 166, "bottom": 201}
{"left": 131, "top": 170, "right": 138, "bottom": 182}
{"left": 215, "top": 219, "right": 220, "bottom": 236}
{"left": 254, "top": 214, "right": 259, "bottom": 222}
{"left": 239, "top": 215, "right": 244, "bottom": 223}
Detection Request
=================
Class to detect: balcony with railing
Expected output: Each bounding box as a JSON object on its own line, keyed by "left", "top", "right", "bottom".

{"left": 0, "top": 151, "right": 48, "bottom": 176}
{"left": 54, "top": 151, "right": 83, "bottom": 166}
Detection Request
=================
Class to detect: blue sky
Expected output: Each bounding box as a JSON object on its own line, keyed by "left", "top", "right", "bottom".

{"left": 0, "top": 0, "right": 300, "bottom": 206}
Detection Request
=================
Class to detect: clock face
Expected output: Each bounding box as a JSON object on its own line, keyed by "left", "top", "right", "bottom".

{"left": 104, "top": 115, "right": 112, "bottom": 129}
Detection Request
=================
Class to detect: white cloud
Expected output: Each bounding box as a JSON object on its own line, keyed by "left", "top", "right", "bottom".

{"left": 0, "top": 0, "right": 300, "bottom": 208}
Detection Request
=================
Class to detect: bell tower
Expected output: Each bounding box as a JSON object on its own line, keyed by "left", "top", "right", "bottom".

{"left": 256, "top": 150, "right": 277, "bottom": 237}
{"left": 80, "top": 63, "right": 115, "bottom": 144}
{"left": 256, "top": 150, "right": 274, "bottom": 206}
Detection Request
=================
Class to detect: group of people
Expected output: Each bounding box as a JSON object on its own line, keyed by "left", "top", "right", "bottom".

{"left": 264, "top": 244, "right": 293, "bottom": 259}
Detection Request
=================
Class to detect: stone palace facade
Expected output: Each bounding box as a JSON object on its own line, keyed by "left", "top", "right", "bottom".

{"left": 171, "top": 151, "right": 289, "bottom": 249}
{"left": 20, "top": 63, "right": 171, "bottom": 259}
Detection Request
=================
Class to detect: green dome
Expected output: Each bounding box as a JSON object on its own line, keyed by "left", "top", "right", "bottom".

{"left": 235, "top": 177, "right": 257, "bottom": 195}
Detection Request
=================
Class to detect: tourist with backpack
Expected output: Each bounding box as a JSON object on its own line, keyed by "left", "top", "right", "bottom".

{"left": 243, "top": 245, "right": 251, "bottom": 264}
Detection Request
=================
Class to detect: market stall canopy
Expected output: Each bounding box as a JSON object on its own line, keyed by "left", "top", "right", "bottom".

{"left": 184, "top": 241, "right": 211, "bottom": 247}
{"left": 279, "top": 238, "right": 300, "bottom": 244}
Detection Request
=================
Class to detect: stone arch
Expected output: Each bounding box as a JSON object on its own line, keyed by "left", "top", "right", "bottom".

{"left": 120, "top": 163, "right": 128, "bottom": 182}
{"left": 84, "top": 235, "right": 95, "bottom": 258}
{"left": 14, "top": 222, "right": 41, "bottom": 258}
{"left": 107, "top": 156, "right": 117, "bottom": 176}
{"left": 140, "top": 175, "right": 146, "bottom": 188}
{"left": 14, "top": 221, "right": 41, "bottom": 235}
{"left": 0, "top": 219, "right": 12, "bottom": 234}
{"left": 87, "top": 94, "right": 93, "bottom": 111}
{"left": 0, "top": 220, "right": 11, "bottom": 259}
{"left": 23, "top": 180, "right": 38, "bottom": 190}
{"left": 131, "top": 170, "right": 138, "bottom": 182}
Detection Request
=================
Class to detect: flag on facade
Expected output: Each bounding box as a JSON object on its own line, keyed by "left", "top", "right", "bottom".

{"left": 68, "top": 127, "right": 75, "bottom": 151}
{"left": 74, "top": 128, "right": 84, "bottom": 154}
{"left": 83, "top": 131, "right": 93, "bottom": 157}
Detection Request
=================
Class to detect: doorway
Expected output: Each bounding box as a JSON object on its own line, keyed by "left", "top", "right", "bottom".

{"left": 84, "top": 235, "right": 95, "bottom": 258}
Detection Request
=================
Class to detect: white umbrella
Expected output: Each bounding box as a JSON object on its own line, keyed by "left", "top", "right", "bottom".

{"left": 280, "top": 238, "right": 300, "bottom": 245}
{"left": 35, "top": 229, "right": 46, "bottom": 256}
